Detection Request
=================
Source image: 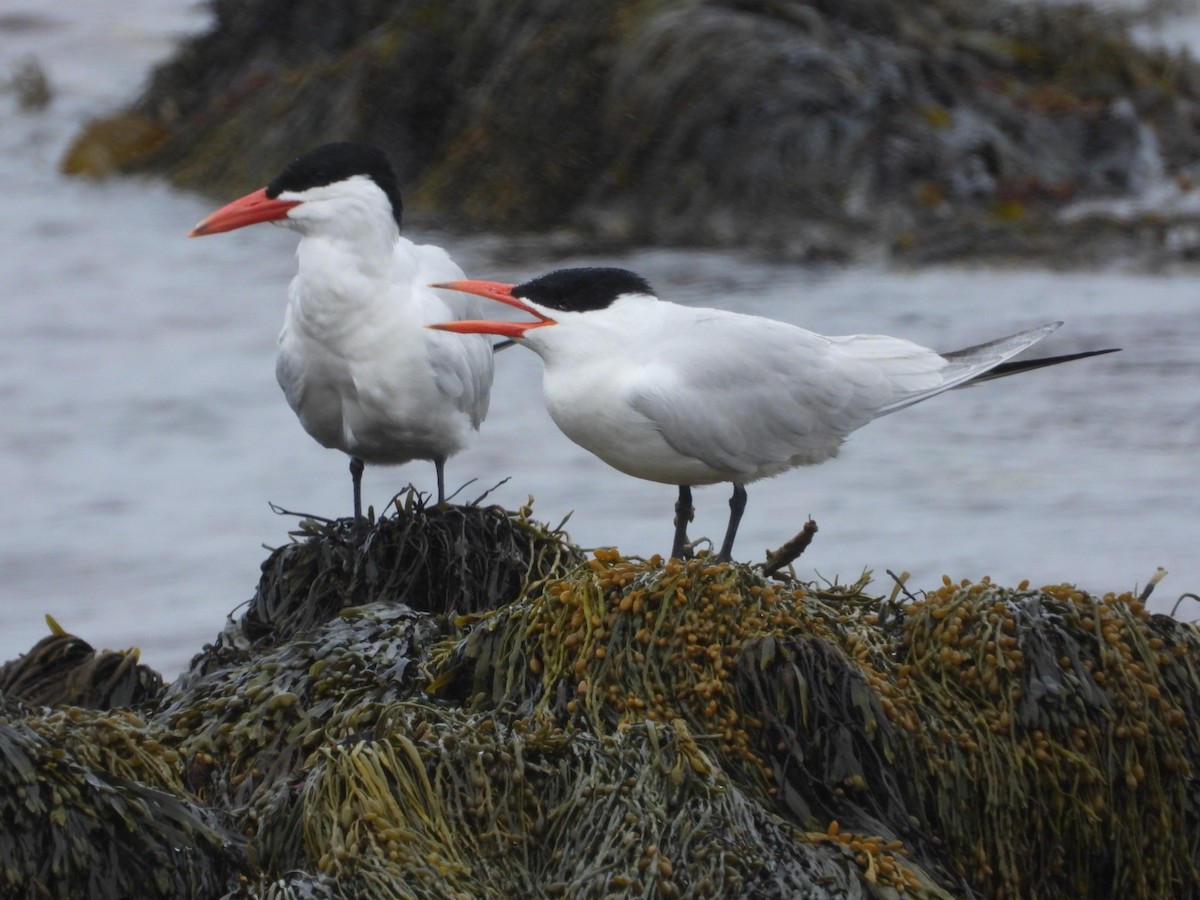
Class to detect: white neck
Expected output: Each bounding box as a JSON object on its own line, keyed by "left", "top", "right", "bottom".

{"left": 280, "top": 175, "right": 403, "bottom": 311}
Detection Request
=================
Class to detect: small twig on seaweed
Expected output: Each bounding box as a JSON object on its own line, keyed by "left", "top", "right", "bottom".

{"left": 443, "top": 477, "right": 480, "bottom": 504}
{"left": 762, "top": 518, "right": 818, "bottom": 577}
{"left": 881, "top": 570, "right": 917, "bottom": 628}
{"left": 1171, "top": 592, "right": 1200, "bottom": 618}
{"left": 886, "top": 569, "right": 918, "bottom": 604}
{"left": 1139, "top": 566, "right": 1168, "bottom": 602}
{"left": 551, "top": 509, "right": 574, "bottom": 533}
{"left": 267, "top": 501, "right": 351, "bottom": 539}
{"left": 267, "top": 501, "right": 336, "bottom": 525}
{"left": 468, "top": 476, "right": 511, "bottom": 506}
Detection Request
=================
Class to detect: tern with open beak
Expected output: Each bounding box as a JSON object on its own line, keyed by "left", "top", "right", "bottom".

{"left": 429, "top": 267, "right": 1118, "bottom": 561}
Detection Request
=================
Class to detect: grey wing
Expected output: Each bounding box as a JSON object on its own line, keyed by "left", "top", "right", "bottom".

{"left": 627, "top": 316, "right": 1065, "bottom": 475}
{"left": 417, "top": 244, "right": 495, "bottom": 428}
{"left": 628, "top": 317, "right": 897, "bottom": 476}
{"left": 275, "top": 346, "right": 305, "bottom": 413}
{"left": 870, "top": 322, "right": 1061, "bottom": 417}
{"left": 275, "top": 307, "right": 322, "bottom": 420}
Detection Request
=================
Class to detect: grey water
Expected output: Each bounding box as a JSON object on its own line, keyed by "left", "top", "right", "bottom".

{"left": 1, "top": 1, "right": 1197, "bottom": 678}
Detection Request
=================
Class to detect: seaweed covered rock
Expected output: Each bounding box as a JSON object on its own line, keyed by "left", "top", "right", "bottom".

{"left": 154, "top": 497, "right": 583, "bottom": 847}
{"left": 228, "top": 707, "right": 870, "bottom": 898}
{"left": 66, "top": 0, "right": 1200, "bottom": 263}
{"left": 0, "top": 498, "right": 583, "bottom": 899}
{"left": 435, "top": 553, "right": 962, "bottom": 894}
{"left": 4, "top": 500, "right": 1199, "bottom": 897}
{"left": 434, "top": 552, "right": 1200, "bottom": 898}
{"left": 0, "top": 700, "right": 245, "bottom": 898}
{"left": 0, "top": 614, "right": 163, "bottom": 709}
{"left": 215, "top": 492, "right": 583, "bottom": 652}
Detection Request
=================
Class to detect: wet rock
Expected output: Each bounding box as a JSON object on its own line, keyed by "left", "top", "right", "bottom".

{"left": 63, "top": 0, "right": 1200, "bottom": 262}
{"left": 60, "top": 113, "right": 169, "bottom": 178}
{"left": 6, "top": 56, "right": 52, "bottom": 111}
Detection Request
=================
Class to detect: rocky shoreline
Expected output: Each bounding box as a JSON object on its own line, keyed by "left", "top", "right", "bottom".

{"left": 61, "top": 0, "right": 1200, "bottom": 266}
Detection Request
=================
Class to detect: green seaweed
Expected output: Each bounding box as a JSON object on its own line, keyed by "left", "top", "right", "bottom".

{"left": 0, "top": 707, "right": 244, "bottom": 898}
{"left": 432, "top": 552, "right": 1200, "bottom": 897}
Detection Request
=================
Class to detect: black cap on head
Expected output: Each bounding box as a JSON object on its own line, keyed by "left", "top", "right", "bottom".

{"left": 266, "top": 143, "right": 403, "bottom": 230}
{"left": 514, "top": 267, "right": 655, "bottom": 313}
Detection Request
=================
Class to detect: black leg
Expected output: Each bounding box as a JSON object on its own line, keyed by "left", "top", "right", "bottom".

{"left": 349, "top": 457, "right": 365, "bottom": 521}
{"left": 434, "top": 458, "right": 447, "bottom": 505}
{"left": 672, "top": 484, "right": 694, "bottom": 559}
{"left": 715, "top": 483, "right": 747, "bottom": 562}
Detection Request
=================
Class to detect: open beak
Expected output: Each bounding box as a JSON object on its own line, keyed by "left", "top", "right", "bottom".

{"left": 427, "top": 279, "right": 556, "bottom": 340}
{"left": 188, "top": 187, "right": 301, "bottom": 236}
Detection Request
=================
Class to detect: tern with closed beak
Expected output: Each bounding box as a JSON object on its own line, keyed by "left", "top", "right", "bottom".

{"left": 190, "top": 143, "right": 494, "bottom": 517}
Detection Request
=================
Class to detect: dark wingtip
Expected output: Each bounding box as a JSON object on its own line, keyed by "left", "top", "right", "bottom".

{"left": 979, "top": 346, "right": 1121, "bottom": 381}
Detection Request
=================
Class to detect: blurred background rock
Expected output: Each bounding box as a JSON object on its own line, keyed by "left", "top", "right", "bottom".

{"left": 61, "top": 0, "right": 1200, "bottom": 265}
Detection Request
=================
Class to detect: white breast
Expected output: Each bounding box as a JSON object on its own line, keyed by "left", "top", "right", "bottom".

{"left": 275, "top": 235, "right": 492, "bottom": 465}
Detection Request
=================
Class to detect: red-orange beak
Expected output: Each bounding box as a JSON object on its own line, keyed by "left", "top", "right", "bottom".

{"left": 427, "top": 279, "right": 556, "bottom": 339}
{"left": 188, "top": 187, "right": 301, "bottom": 236}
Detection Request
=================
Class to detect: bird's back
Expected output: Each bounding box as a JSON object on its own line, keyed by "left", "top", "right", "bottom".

{"left": 626, "top": 309, "right": 931, "bottom": 479}
{"left": 543, "top": 301, "right": 1053, "bottom": 485}
{"left": 535, "top": 302, "right": 909, "bottom": 483}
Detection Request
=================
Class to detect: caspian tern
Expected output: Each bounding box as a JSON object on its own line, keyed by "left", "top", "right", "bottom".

{"left": 429, "top": 267, "right": 1118, "bottom": 561}
{"left": 189, "top": 143, "right": 494, "bottom": 518}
